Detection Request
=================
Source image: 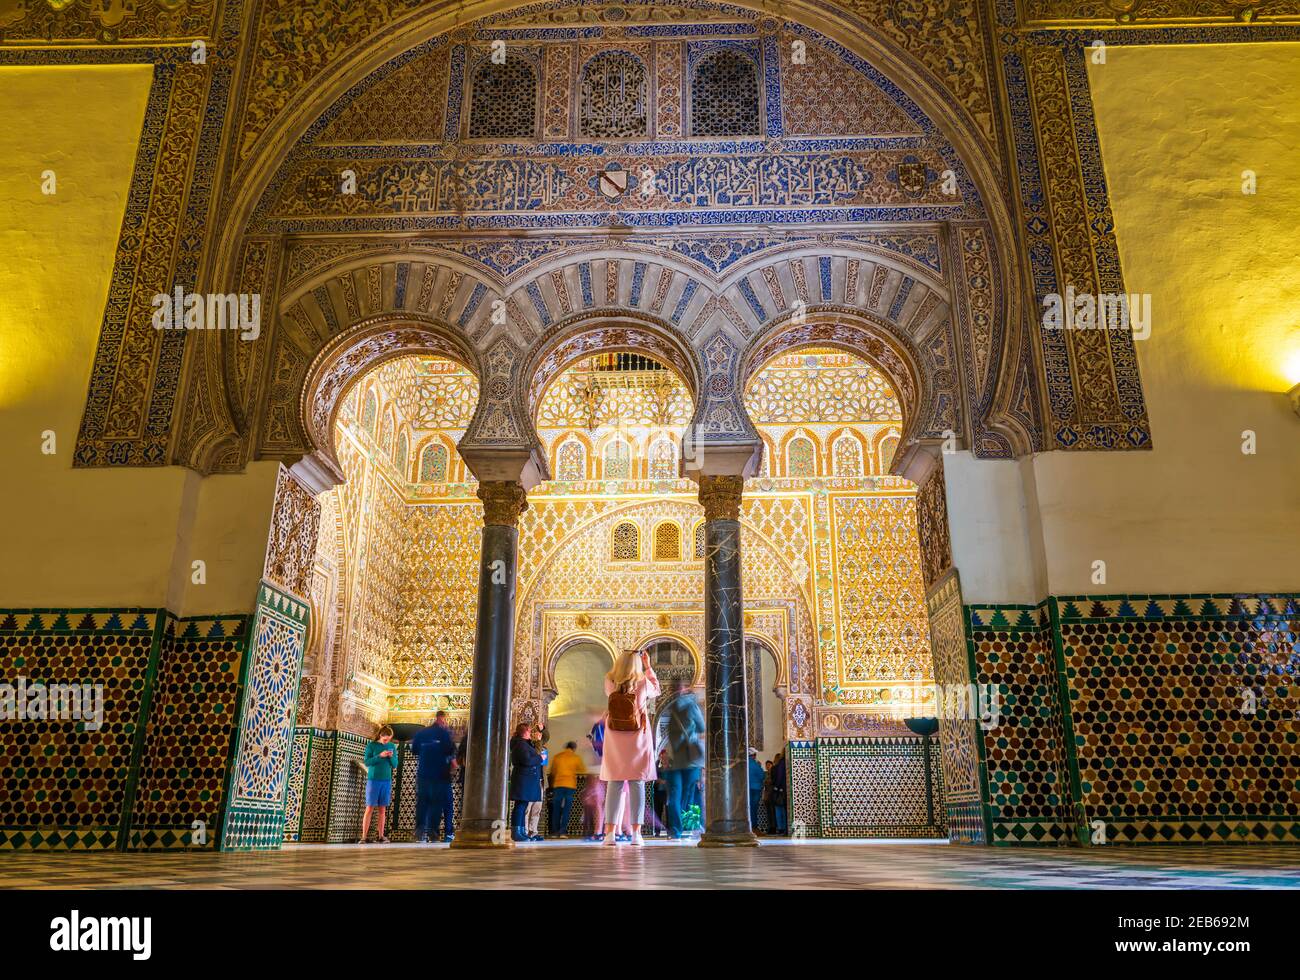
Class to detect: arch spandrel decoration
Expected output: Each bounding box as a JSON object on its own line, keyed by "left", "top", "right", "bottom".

{"left": 170, "top": 0, "right": 1057, "bottom": 477}
{"left": 67, "top": 0, "right": 1226, "bottom": 475}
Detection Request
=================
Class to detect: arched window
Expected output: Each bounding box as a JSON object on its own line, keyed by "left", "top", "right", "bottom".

{"left": 612, "top": 521, "right": 640, "bottom": 561}
{"left": 649, "top": 437, "right": 677, "bottom": 481}
{"left": 395, "top": 432, "right": 409, "bottom": 477}
{"left": 468, "top": 58, "right": 538, "bottom": 139}
{"left": 690, "top": 49, "right": 760, "bottom": 137}
{"left": 361, "top": 389, "right": 378, "bottom": 435}
{"left": 787, "top": 435, "right": 816, "bottom": 478}
{"left": 603, "top": 439, "right": 632, "bottom": 480}
{"left": 419, "top": 443, "right": 449, "bottom": 483}
{"left": 878, "top": 432, "right": 900, "bottom": 474}
{"left": 556, "top": 438, "right": 586, "bottom": 482}
{"left": 653, "top": 521, "right": 682, "bottom": 561}
{"left": 693, "top": 521, "right": 706, "bottom": 559}
{"left": 579, "top": 51, "right": 648, "bottom": 139}
{"left": 833, "top": 435, "right": 863, "bottom": 477}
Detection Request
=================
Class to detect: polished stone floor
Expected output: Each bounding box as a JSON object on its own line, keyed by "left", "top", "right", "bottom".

{"left": 2, "top": 839, "right": 1299, "bottom": 889}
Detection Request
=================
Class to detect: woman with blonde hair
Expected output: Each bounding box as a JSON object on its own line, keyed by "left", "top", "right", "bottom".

{"left": 600, "top": 648, "right": 660, "bottom": 845}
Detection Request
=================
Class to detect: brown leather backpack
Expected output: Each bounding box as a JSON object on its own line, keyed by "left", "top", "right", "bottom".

{"left": 607, "top": 681, "right": 644, "bottom": 732}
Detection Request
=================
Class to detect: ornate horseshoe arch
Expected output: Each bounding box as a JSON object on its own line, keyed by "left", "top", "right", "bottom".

{"left": 295, "top": 316, "right": 483, "bottom": 492}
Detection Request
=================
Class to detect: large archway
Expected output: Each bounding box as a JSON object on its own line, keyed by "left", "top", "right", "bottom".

{"left": 251, "top": 0, "right": 1008, "bottom": 848}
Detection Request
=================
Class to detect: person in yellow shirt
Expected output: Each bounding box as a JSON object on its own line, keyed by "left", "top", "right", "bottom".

{"left": 547, "top": 741, "right": 585, "bottom": 838}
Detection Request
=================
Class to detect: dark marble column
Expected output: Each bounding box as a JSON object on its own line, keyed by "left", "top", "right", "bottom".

{"left": 451, "top": 481, "right": 527, "bottom": 849}
{"left": 698, "top": 475, "right": 758, "bottom": 847}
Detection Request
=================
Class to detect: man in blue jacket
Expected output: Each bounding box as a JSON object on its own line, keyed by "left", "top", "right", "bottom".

{"left": 411, "top": 711, "right": 458, "bottom": 842}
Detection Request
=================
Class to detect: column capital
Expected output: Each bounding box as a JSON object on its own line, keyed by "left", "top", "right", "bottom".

{"left": 478, "top": 481, "right": 528, "bottom": 527}
{"left": 697, "top": 474, "right": 744, "bottom": 522}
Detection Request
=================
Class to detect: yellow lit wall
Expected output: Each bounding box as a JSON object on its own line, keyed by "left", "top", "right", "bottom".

{"left": 1035, "top": 43, "right": 1300, "bottom": 595}
{"left": 953, "top": 43, "right": 1300, "bottom": 600}
{"left": 0, "top": 67, "right": 279, "bottom": 616}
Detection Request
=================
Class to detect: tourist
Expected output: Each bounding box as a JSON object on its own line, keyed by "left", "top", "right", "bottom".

{"left": 652, "top": 749, "right": 669, "bottom": 837}
{"left": 771, "top": 751, "right": 788, "bottom": 834}
{"left": 585, "top": 712, "right": 634, "bottom": 840}
{"left": 411, "top": 710, "right": 457, "bottom": 843}
{"left": 747, "top": 747, "right": 765, "bottom": 833}
{"left": 508, "top": 723, "right": 545, "bottom": 843}
{"left": 359, "top": 724, "right": 399, "bottom": 844}
{"left": 548, "top": 740, "right": 584, "bottom": 838}
{"left": 583, "top": 715, "right": 607, "bottom": 840}
{"left": 763, "top": 760, "right": 775, "bottom": 834}
{"left": 526, "top": 727, "right": 548, "bottom": 840}
{"left": 601, "top": 649, "right": 661, "bottom": 846}
{"left": 661, "top": 679, "right": 704, "bottom": 839}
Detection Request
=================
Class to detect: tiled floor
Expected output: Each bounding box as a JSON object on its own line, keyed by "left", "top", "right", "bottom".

{"left": 3, "top": 839, "right": 1299, "bottom": 889}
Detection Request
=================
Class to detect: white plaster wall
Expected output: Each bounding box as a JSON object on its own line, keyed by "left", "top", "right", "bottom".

{"left": 944, "top": 452, "right": 1046, "bottom": 604}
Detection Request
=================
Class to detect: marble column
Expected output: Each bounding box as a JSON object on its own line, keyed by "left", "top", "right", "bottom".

{"left": 698, "top": 475, "right": 758, "bottom": 847}
{"left": 452, "top": 481, "right": 527, "bottom": 849}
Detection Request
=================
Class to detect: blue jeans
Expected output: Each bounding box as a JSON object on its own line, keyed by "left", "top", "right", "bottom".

{"left": 551, "top": 787, "right": 576, "bottom": 835}
{"left": 512, "top": 800, "right": 530, "bottom": 839}
{"left": 416, "top": 778, "right": 453, "bottom": 839}
{"left": 664, "top": 767, "right": 699, "bottom": 836}
{"left": 749, "top": 792, "right": 762, "bottom": 832}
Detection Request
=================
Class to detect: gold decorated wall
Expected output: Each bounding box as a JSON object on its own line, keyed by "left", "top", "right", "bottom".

{"left": 311, "top": 351, "right": 933, "bottom": 736}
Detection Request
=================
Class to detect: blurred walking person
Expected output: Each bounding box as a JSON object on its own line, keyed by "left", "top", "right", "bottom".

{"left": 548, "top": 740, "right": 584, "bottom": 838}
{"left": 747, "top": 747, "right": 766, "bottom": 833}
{"left": 411, "top": 711, "right": 457, "bottom": 843}
{"left": 661, "top": 679, "right": 704, "bottom": 839}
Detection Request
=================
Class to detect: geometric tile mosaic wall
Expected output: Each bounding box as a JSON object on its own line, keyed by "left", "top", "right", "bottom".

{"left": 283, "top": 728, "right": 377, "bottom": 843}
{"left": 0, "top": 609, "right": 161, "bottom": 851}
{"left": 221, "top": 582, "right": 309, "bottom": 851}
{"left": 787, "top": 740, "right": 819, "bottom": 837}
{"left": 1053, "top": 594, "right": 1300, "bottom": 845}
{"left": 0, "top": 608, "right": 247, "bottom": 851}
{"left": 814, "top": 736, "right": 947, "bottom": 839}
{"left": 965, "top": 593, "right": 1300, "bottom": 847}
{"left": 926, "top": 570, "right": 986, "bottom": 844}
{"left": 127, "top": 615, "right": 250, "bottom": 851}
{"left": 966, "top": 604, "right": 1073, "bottom": 846}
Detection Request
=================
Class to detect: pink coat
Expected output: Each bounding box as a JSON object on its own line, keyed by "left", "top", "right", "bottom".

{"left": 599, "top": 669, "right": 662, "bottom": 782}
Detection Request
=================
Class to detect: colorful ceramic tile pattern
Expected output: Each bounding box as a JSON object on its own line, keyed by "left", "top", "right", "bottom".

{"left": 127, "top": 615, "right": 249, "bottom": 850}
{"left": 812, "top": 736, "right": 947, "bottom": 839}
{"left": 0, "top": 610, "right": 161, "bottom": 851}
{"left": 221, "top": 583, "right": 310, "bottom": 851}
{"left": 966, "top": 603, "right": 1073, "bottom": 846}
{"left": 1053, "top": 593, "right": 1300, "bottom": 845}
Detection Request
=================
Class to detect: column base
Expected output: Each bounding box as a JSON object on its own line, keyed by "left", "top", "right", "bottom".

{"left": 450, "top": 830, "right": 516, "bottom": 850}
{"left": 698, "top": 831, "right": 760, "bottom": 848}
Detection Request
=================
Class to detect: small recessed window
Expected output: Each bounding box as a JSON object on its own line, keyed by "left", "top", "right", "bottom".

{"left": 690, "top": 49, "right": 760, "bottom": 137}
{"left": 468, "top": 58, "right": 538, "bottom": 139}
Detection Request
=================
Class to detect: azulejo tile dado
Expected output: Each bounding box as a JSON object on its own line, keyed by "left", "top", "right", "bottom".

{"left": 963, "top": 592, "right": 1300, "bottom": 847}
{"left": 221, "top": 582, "right": 310, "bottom": 851}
